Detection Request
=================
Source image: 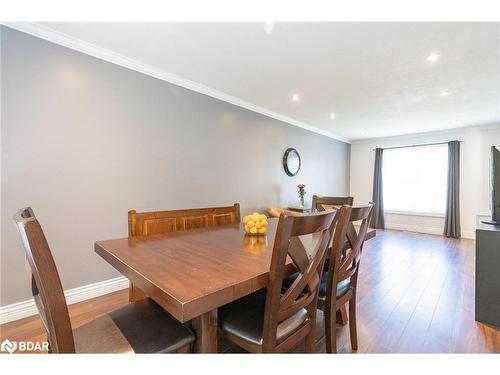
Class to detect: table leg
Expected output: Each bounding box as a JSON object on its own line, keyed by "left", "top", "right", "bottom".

{"left": 192, "top": 309, "right": 218, "bottom": 353}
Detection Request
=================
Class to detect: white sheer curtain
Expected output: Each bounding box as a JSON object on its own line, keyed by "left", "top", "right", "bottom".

{"left": 382, "top": 144, "right": 448, "bottom": 215}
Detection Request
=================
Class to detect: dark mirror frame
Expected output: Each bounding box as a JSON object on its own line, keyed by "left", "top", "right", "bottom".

{"left": 283, "top": 148, "right": 301, "bottom": 176}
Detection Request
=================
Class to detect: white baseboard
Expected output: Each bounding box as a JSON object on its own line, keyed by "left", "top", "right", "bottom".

{"left": 0, "top": 276, "right": 128, "bottom": 325}
{"left": 461, "top": 230, "right": 476, "bottom": 240}
{"left": 385, "top": 223, "right": 476, "bottom": 239}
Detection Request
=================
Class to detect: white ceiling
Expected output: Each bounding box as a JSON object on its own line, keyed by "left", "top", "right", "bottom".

{"left": 33, "top": 22, "right": 500, "bottom": 141}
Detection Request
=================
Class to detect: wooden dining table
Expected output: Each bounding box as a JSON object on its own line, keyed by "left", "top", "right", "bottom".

{"left": 95, "top": 218, "right": 376, "bottom": 353}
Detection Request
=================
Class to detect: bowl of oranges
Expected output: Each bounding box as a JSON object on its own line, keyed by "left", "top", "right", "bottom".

{"left": 243, "top": 212, "right": 268, "bottom": 235}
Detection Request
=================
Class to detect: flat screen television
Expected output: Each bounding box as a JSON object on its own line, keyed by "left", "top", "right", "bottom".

{"left": 482, "top": 146, "right": 500, "bottom": 225}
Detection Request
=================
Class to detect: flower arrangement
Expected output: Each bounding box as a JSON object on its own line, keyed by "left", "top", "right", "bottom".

{"left": 298, "top": 184, "right": 306, "bottom": 207}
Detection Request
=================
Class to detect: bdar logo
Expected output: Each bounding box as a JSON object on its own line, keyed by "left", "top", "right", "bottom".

{"left": 1, "top": 339, "right": 17, "bottom": 354}
{"left": 0, "top": 339, "right": 48, "bottom": 353}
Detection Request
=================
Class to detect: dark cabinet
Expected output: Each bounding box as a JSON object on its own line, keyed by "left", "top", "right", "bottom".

{"left": 475, "top": 215, "right": 500, "bottom": 328}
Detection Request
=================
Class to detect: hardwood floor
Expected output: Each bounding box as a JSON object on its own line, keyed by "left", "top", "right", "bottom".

{"left": 1, "top": 229, "right": 499, "bottom": 353}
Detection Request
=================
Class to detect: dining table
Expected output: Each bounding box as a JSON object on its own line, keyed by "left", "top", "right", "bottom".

{"left": 95, "top": 218, "right": 376, "bottom": 353}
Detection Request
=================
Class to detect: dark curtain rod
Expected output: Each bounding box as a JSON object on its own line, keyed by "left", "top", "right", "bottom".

{"left": 373, "top": 140, "right": 463, "bottom": 151}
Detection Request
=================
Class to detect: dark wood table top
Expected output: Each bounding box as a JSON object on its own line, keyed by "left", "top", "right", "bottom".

{"left": 95, "top": 219, "right": 296, "bottom": 322}
{"left": 95, "top": 218, "right": 377, "bottom": 324}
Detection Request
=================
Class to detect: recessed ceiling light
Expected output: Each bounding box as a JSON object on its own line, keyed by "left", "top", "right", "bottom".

{"left": 440, "top": 91, "right": 449, "bottom": 97}
{"left": 426, "top": 53, "right": 440, "bottom": 62}
{"left": 329, "top": 113, "right": 336, "bottom": 119}
{"left": 265, "top": 22, "right": 274, "bottom": 34}
{"left": 291, "top": 93, "right": 300, "bottom": 102}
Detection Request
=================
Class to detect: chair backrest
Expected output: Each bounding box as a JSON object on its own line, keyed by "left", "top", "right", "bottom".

{"left": 325, "top": 204, "right": 374, "bottom": 304}
{"left": 262, "top": 209, "right": 338, "bottom": 351}
{"left": 12, "top": 207, "right": 75, "bottom": 353}
{"left": 312, "top": 195, "right": 354, "bottom": 212}
{"left": 128, "top": 203, "right": 240, "bottom": 237}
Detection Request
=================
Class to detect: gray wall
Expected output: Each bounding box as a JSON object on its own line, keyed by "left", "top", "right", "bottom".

{"left": 0, "top": 27, "right": 350, "bottom": 306}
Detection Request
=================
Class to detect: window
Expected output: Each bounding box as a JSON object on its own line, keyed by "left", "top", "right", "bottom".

{"left": 382, "top": 144, "right": 448, "bottom": 215}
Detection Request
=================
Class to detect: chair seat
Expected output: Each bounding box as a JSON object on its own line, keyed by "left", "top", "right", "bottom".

{"left": 283, "top": 271, "right": 350, "bottom": 301}
{"left": 73, "top": 298, "right": 195, "bottom": 353}
{"left": 318, "top": 271, "right": 350, "bottom": 301}
{"left": 218, "top": 289, "right": 308, "bottom": 346}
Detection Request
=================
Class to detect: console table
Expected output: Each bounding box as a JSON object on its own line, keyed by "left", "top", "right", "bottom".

{"left": 286, "top": 206, "right": 314, "bottom": 213}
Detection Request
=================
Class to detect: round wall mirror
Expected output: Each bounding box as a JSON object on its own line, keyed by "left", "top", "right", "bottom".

{"left": 283, "top": 148, "right": 301, "bottom": 176}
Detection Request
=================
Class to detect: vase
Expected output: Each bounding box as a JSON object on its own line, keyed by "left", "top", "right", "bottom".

{"left": 299, "top": 196, "right": 305, "bottom": 208}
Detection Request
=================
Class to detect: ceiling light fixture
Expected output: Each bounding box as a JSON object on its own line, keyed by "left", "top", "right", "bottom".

{"left": 291, "top": 93, "right": 300, "bottom": 102}
{"left": 330, "top": 113, "right": 336, "bottom": 119}
{"left": 265, "top": 22, "right": 274, "bottom": 34}
{"left": 426, "top": 53, "right": 440, "bottom": 62}
{"left": 440, "top": 91, "right": 449, "bottom": 97}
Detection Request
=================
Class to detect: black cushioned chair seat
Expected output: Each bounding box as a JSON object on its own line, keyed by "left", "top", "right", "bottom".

{"left": 74, "top": 298, "right": 195, "bottom": 353}
{"left": 318, "top": 272, "right": 350, "bottom": 300}
{"left": 283, "top": 272, "right": 350, "bottom": 301}
{"left": 218, "top": 289, "right": 308, "bottom": 346}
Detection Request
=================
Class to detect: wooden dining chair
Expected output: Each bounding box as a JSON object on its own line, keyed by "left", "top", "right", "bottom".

{"left": 311, "top": 196, "right": 354, "bottom": 323}
{"left": 318, "top": 203, "right": 373, "bottom": 353}
{"left": 13, "top": 207, "right": 195, "bottom": 353}
{"left": 218, "top": 209, "right": 338, "bottom": 353}
{"left": 312, "top": 195, "right": 354, "bottom": 212}
{"left": 128, "top": 203, "right": 240, "bottom": 302}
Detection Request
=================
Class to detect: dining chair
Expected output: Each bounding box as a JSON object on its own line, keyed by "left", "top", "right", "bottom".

{"left": 13, "top": 207, "right": 195, "bottom": 353}
{"left": 318, "top": 203, "right": 373, "bottom": 353}
{"left": 128, "top": 203, "right": 240, "bottom": 302}
{"left": 312, "top": 195, "right": 354, "bottom": 212}
{"left": 218, "top": 209, "right": 338, "bottom": 353}
{"left": 310, "top": 196, "right": 354, "bottom": 323}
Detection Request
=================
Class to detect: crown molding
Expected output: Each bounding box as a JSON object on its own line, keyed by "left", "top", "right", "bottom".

{"left": 2, "top": 22, "right": 350, "bottom": 144}
{"left": 351, "top": 122, "right": 500, "bottom": 145}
